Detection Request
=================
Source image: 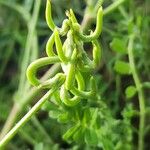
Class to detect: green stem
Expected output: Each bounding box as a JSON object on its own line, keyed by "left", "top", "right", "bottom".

{"left": 0, "top": 41, "right": 14, "bottom": 79}
{"left": 18, "top": 0, "right": 41, "bottom": 95}
{"left": 103, "top": 0, "right": 126, "bottom": 15}
{"left": 128, "top": 35, "right": 146, "bottom": 150}
{"left": 0, "top": 89, "right": 55, "bottom": 148}
{"left": 0, "top": 64, "right": 61, "bottom": 138}
{"left": 23, "top": 32, "right": 39, "bottom": 95}
{"left": 81, "top": 0, "right": 125, "bottom": 31}
{"left": 0, "top": 104, "right": 20, "bottom": 140}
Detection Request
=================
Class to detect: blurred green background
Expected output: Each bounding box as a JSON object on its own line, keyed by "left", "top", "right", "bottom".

{"left": 0, "top": 0, "right": 150, "bottom": 149}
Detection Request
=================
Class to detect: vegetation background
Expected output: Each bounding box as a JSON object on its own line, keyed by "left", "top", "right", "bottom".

{"left": 0, "top": 0, "right": 150, "bottom": 149}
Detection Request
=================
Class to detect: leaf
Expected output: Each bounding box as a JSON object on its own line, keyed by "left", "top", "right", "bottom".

{"left": 63, "top": 124, "right": 80, "bottom": 140}
{"left": 82, "top": 108, "right": 91, "bottom": 124}
{"left": 110, "top": 38, "right": 127, "bottom": 54}
{"left": 125, "top": 85, "right": 137, "bottom": 99}
{"left": 102, "top": 137, "right": 114, "bottom": 150}
{"left": 114, "top": 60, "right": 131, "bottom": 75}
{"left": 85, "top": 128, "right": 98, "bottom": 146}
{"left": 73, "top": 126, "right": 84, "bottom": 142}
{"left": 90, "top": 108, "right": 98, "bottom": 127}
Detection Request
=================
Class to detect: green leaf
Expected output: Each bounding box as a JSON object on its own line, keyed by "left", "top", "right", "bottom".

{"left": 85, "top": 128, "right": 98, "bottom": 146}
{"left": 63, "top": 124, "right": 80, "bottom": 140}
{"left": 125, "top": 85, "right": 137, "bottom": 99}
{"left": 90, "top": 108, "right": 98, "bottom": 127}
{"left": 110, "top": 38, "right": 127, "bottom": 54}
{"left": 102, "top": 137, "right": 114, "bottom": 150}
{"left": 114, "top": 60, "right": 131, "bottom": 75}
{"left": 82, "top": 108, "right": 91, "bottom": 124}
{"left": 73, "top": 126, "right": 84, "bottom": 143}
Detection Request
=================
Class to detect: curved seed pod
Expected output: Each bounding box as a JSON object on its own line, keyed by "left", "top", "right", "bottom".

{"left": 26, "top": 56, "right": 60, "bottom": 86}
{"left": 62, "top": 39, "right": 67, "bottom": 50}
{"left": 75, "top": 71, "right": 85, "bottom": 90}
{"left": 77, "top": 39, "right": 101, "bottom": 70}
{"left": 63, "top": 31, "right": 74, "bottom": 59}
{"left": 75, "top": 7, "right": 103, "bottom": 42}
{"left": 66, "top": 31, "right": 74, "bottom": 58}
{"left": 92, "top": 39, "right": 101, "bottom": 68}
{"left": 54, "top": 28, "right": 68, "bottom": 62}
{"left": 71, "top": 76, "right": 96, "bottom": 98}
{"left": 60, "top": 71, "right": 85, "bottom": 107}
{"left": 69, "top": 9, "right": 78, "bottom": 23}
{"left": 65, "top": 63, "right": 75, "bottom": 90}
{"left": 53, "top": 90, "right": 62, "bottom": 105}
{"left": 77, "top": 51, "right": 94, "bottom": 72}
{"left": 65, "top": 49, "right": 77, "bottom": 90}
{"left": 60, "top": 85, "right": 80, "bottom": 106}
{"left": 46, "top": 0, "right": 56, "bottom": 31}
{"left": 46, "top": 33, "right": 56, "bottom": 57}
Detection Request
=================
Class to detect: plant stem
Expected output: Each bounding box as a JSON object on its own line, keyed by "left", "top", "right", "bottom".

{"left": 0, "top": 104, "right": 20, "bottom": 140}
{"left": 0, "top": 41, "right": 14, "bottom": 79}
{"left": 128, "top": 35, "right": 146, "bottom": 150}
{"left": 17, "top": 0, "right": 41, "bottom": 96}
{"left": 0, "top": 63, "right": 61, "bottom": 139}
{"left": 0, "top": 89, "right": 55, "bottom": 148}
{"left": 81, "top": 0, "right": 126, "bottom": 31}
{"left": 103, "top": 0, "right": 126, "bottom": 15}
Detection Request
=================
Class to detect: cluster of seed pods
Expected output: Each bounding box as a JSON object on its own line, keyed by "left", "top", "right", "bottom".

{"left": 26, "top": 0, "right": 103, "bottom": 106}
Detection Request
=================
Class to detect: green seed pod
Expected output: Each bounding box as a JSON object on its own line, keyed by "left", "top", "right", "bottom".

{"left": 77, "top": 7, "right": 103, "bottom": 42}
{"left": 65, "top": 48, "right": 77, "bottom": 90}
{"left": 46, "top": 33, "right": 56, "bottom": 57}
{"left": 26, "top": 57, "right": 60, "bottom": 86}
{"left": 60, "top": 85, "right": 81, "bottom": 106}
{"left": 92, "top": 39, "right": 101, "bottom": 68}
{"left": 45, "top": 0, "right": 56, "bottom": 31}
{"left": 54, "top": 28, "right": 68, "bottom": 62}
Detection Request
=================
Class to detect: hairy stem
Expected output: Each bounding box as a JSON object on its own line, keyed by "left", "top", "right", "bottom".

{"left": 128, "top": 35, "right": 146, "bottom": 150}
